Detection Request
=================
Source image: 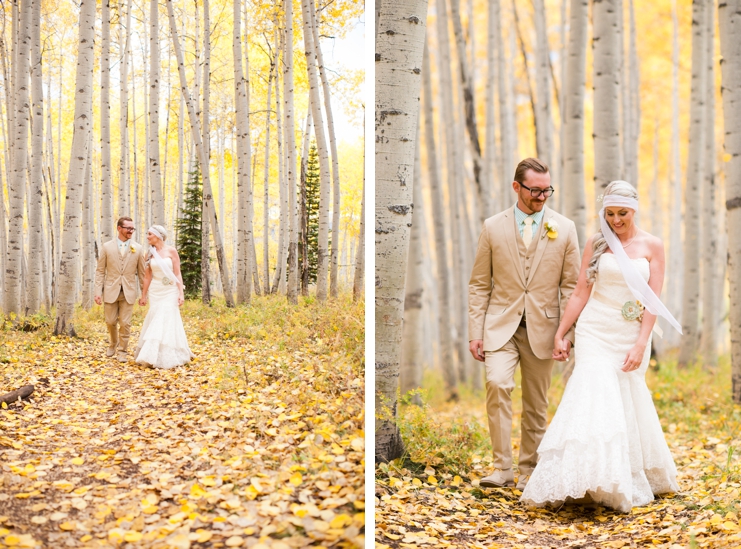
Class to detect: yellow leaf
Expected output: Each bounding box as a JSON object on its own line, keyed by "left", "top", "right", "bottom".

{"left": 59, "top": 521, "right": 76, "bottom": 531}
{"left": 412, "top": 478, "right": 422, "bottom": 487}
{"left": 451, "top": 476, "right": 462, "bottom": 487}
{"left": 70, "top": 457, "right": 84, "bottom": 465}
{"left": 142, "top": 505, "right": 159, "bottom": 514}
{"left": 200, "top": 476, "right": 216, "bottom": 487}
{"left": 4, "top": 535, "right": 20, "bottom": 546}
{"left": 289, "top": 472, "right": 303, "bottom": 486}
{"left": 427, "top": 476, "right": 438, "bottom": 485}
{"left": 195, "top": 530, "right": 212, "bottom": 543}
{"left": 225, "top": 535, "right": 244, "bottom": 547}
{"left": 80, "top": 535, "right": 93, "bottom": 542}
{"left": 329, "top": 514, "right": 353, "bottom": 529}
{"left": 124, "top": 531, "right": 143, "bottom": 542}
{"left": 189, "top": 483, "right": 207, "bottom": 499}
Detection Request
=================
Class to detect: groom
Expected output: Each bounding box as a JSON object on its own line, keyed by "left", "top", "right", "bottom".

{"left": 94, "top": 217, "right": 147, "bottom": 361}
{"left": 468, "top": 158, "right": 581, "bottom": 490}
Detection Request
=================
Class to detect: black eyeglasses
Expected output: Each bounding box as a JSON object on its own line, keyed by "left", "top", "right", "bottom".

{"left": 518, "top": 182, "right": 554, "bottom": 198}
{"left": 122, "top": 227, "right": 136, "bottom": 232}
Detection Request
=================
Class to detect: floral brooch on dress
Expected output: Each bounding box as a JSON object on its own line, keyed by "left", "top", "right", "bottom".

{"left": 622, "top": 300, "right": 644, "bottom": 322}
{"left": 162, "top": 277, "right": 173, "bottom": 285}
{"left": 543, "top": 218, "right": 559, "bottom": 239}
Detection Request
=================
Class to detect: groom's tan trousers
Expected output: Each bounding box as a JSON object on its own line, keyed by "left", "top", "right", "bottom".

{"left": 105, "top": 289, "right": 133, "bottom": 351}
{"left": 485, "top": 323, "right": 553, "bottom": 477}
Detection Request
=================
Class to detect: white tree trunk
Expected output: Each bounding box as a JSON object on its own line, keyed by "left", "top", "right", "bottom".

{"left": 274, "top": 40, "right": 288, "bottom": 296}
{"left": 375, "top": 0, "right": 428, "bottom": 462}
{"left": 118, "top": 0, "right": 132, "bottom": 219}
{"left": 592, "top": 0, "right": 622, "bottom": 200}
{"left": 532, "top": 0, "right": 553, "bottom": 168}
{"left": 6, "top": 0, "right": 31, "bottom": 315}
{"left": 423, "top": 43, "right": 457, "bottom": 399}
{"left": 54, "top": 0, "right": 95, "bottom": 335}
{"left": 81, "top": 133, "right": 94, "bottom": 310}
{"left": 263, "top": 56, "right": 273, "bottom": 291}
{"left": 99, "top": 0, "right": 112, "bottom": 242}
{"left": 719, "top": 0, "right": 741, "bottom": 402}
{"left": 166, "top": 0, "right": 234, "bottom": 307}
{"left": 625, "top": 0, "right": 640, "bottom": 188}
{"left": 233, "top": 0, "right": 253, "bottom": 304}
{"left": 149, "top": 0, "right": 163, "bottom": 224}
{"left": 485, "top": 0, "right": 500, "bottom": 213}
{"left": 665, "top": 0, "right": 683, "bottom": 349}
{"left": 449, "top": 0, "right": 485, "bottom": 220}
{"left": 563, "top": 0, "right": 588, "bottom": 250}
{"left": 301, "top": 0, "right": 330, "bottom": 301}
{"left": 401, "top": 134, "right": 424, "bottom": 404}
{"left": 678, "top": 0, "right": 707, "bottom": 368}
{"left": 307, "top": 0, "right": 341, "bottom": 298}
{"left": 27, "top": 0, "right": 43, "bottom": 314}
{"left": 701, "top": 0, "right": 716, "bottom": 369}
{"left": 285, "top": 0, "right": 299, "bottom": 303}
{"left": 497, "top": 1, "right": 514, "bottom": 201}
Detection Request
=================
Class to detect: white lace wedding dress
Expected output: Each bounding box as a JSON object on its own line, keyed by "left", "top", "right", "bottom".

{"left": 134, "top": 257, "right": 194, "bottom": 369}
{"left": 520, "top": 253, "right": 679, "bottom": 512}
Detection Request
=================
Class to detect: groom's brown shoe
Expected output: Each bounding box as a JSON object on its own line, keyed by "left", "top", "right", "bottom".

{"left": 516, "top": 474, "right": 530, "bottom": 491}
{"left": 117, "top": 351, "right": 128, "bottom": 362}
{"left": 480, "top": 469, "right": 515, "bottom": 488}
{"left": 106, "top": 346, "right": 116, "bottom": 357}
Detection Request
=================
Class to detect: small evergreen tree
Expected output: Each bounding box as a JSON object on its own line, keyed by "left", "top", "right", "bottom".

{"left": 175, "top": 166, "right": 203, "bottom": 299}
{"left": 300, "top": 143, "right": 320, "bottom": 285}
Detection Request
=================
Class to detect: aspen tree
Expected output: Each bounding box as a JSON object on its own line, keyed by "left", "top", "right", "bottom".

{"left": 28, "top": 0, "right": 43, "bottom": 314}
{"left": 592, "top": 0, "right": 622, "bottom": 198}
{"left": 54, "top": 0, "right": 96, "bottom": 335}
{"left": 149, "top": 0, "right": 163, "bottom": 223}
{"left": 6, "top": 0, "right": 31, "bottom": 315}
{"left": 719, "top": 0, "right": 741, "bottom": 402}
{"left": 563, "top": 0, "right": 588, "bottom": 249}
{"left": 678, "top": 0, "right": 707, "bottom": 368}
{"left": 100, "top": 0, "right": 112, "bottom": 241}
{"left": 376, "top": 0, "right": 429, "bottom": 462}
{"left": 285, "top": 0, "right": 299, "bottom": 304}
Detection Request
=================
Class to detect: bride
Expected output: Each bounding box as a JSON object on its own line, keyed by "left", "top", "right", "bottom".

{"left": 135, "top": 225, "right": 194, "bottom": 369}
{"left": 520, "top": 181, "right": 681, "bottom": 512}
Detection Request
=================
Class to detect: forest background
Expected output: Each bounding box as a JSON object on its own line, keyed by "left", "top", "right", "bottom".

{"left": 0, "top": 0, "right": 365, "bottom": 325}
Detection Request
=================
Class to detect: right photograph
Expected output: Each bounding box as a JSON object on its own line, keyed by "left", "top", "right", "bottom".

{"left": 376, "top": 0, "right": 741, "bottom": 546}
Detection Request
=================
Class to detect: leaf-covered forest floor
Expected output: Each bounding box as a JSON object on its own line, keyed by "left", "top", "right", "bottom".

{"left": 0, "top": 295, "right": 364, "bottom": 549}
{"left": 376, "top": 356, "right": 741, "bottom": 548}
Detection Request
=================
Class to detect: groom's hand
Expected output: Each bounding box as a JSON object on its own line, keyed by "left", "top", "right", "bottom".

{"left": 552, "top": 339, "right": 572, "bottom": 361}
{"left": 94, "top": 296, "right": 102, "bottom": 306}
{"left": 469, "top": 340, "right": 485, "bottom": 362}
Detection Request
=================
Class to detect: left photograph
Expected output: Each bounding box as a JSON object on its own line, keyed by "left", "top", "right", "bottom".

{"left": 0, "top": 0, "right": 365, "bottom": 546}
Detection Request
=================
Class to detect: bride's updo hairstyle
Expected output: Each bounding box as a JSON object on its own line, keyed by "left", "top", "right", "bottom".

{"left": 148, "top": 225, "right": 168, "bottom": 242}
{"left": 586, "top": 181, "right": 639, "bottom": 284}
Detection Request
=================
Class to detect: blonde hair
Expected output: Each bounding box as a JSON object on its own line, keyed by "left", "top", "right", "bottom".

{"left": 586, "top": 181, "right": 639, "bottom": 284}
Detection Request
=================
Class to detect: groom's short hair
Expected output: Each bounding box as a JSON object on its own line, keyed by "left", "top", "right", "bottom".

{"left": 514, "top": 158, "right": 549, "bottom": 184}
{"left": 117, "top": 216, "right": 133, "bottom": 228}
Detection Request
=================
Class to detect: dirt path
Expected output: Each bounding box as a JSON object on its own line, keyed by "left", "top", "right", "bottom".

{"left": 0, "top": 322, "right": 365, "bottom": 548}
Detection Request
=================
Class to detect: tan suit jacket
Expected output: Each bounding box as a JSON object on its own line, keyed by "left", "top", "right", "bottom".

{"left": 468, "top": 205, "right": 581, "bottom": 360}
{"left": 94, "top": 239, "right": 147, "bottom": 304}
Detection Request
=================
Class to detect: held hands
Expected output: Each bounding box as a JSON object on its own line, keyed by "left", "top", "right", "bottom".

{"left": 178, "top": 294, "right": 184, "bottom": 307}
{"left": 552, "top": 337, "right": 572, "bottom": 361}
{"left": 621, "top": 342, "right": 646, "bottom": 372}
{"left": 469, "top": 340, "right": 485, "bottom": 362}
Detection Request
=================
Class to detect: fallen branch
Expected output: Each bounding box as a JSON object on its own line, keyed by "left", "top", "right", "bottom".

{"left": 0, "top": 385, "right": 34, "bottom": 405}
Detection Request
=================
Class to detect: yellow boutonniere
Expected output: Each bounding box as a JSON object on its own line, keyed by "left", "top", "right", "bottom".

{"left": 544, "top": 219, "right": 559, "bottom": 239}
{"left": 130, "top": 244, "right": 136, "bottom": 254}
